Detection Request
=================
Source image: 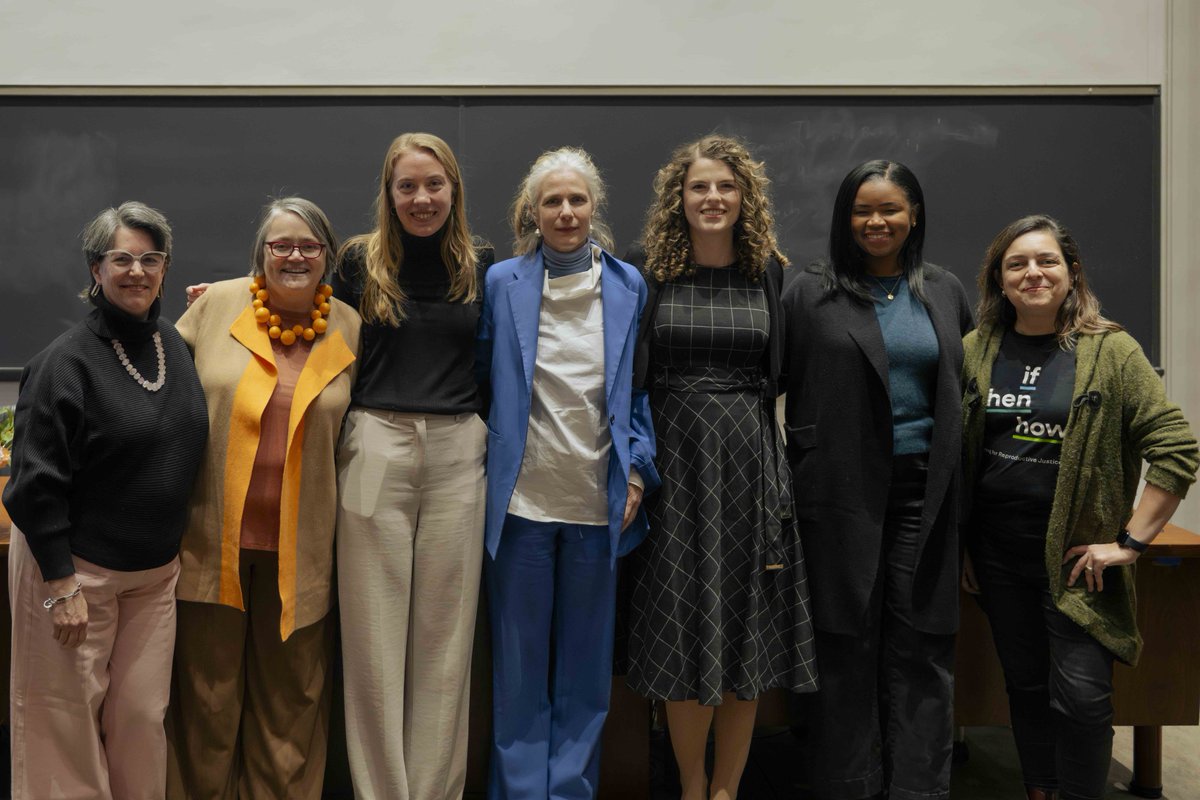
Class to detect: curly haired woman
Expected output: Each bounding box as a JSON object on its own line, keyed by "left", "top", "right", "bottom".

{"left": 626, "top": 134, "right": 818, "bottom": 800}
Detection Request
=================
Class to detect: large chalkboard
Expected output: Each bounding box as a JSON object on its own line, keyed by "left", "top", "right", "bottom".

{"left": 0, "top": 95, "right": 1159, "bottom": 378}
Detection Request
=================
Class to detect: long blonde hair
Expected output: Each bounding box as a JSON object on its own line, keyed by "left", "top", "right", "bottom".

{"left": 976, "top": 214, "right": 1122, "bottom": 349}
{"left": 508, "top": 147, "right": 614, "bottom": 256}
{"left": 341, "top": 133, "right": 479, "bottom": 326}
{"left": 640, "top": 134, "right": 788, "bottom": 283}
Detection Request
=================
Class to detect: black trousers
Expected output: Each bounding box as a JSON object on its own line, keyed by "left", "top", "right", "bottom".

{"left": 972, "top": 535, "right": 1115, "bottom": 800}
{"left": 802, "top": 453, "right": 955, "bottom": 800}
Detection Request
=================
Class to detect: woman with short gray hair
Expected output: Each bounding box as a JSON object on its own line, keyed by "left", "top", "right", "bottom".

{"left": 166, "top": 196, "right": 360, "bottom": 799}
{"left": 4, "top": 201, "right": 208, "bottom": 799}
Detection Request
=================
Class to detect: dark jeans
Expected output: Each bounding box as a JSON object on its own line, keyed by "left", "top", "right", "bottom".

{"left": 972, "top": 535, "right": 1116, "bottom": 800}
{"left": 802, "top": 453, "right": 955, "bottom": 800}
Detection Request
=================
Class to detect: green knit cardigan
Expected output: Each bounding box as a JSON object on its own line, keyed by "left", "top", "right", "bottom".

{"left": 963, "top": 324, "right": 1199, "bottom": 664}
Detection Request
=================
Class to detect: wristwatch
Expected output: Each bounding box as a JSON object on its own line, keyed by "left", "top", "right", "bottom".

{"left": 1116, "top": 529, "right": 1149, "bottom": 553}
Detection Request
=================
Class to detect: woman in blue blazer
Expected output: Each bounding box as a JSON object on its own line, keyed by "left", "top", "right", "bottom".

{"left": 475, "top": 146, "right": 660, "bottom": 800}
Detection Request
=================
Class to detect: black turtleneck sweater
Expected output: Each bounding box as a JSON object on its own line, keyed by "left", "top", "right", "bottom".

{"left": 2, "top": 293, "right": 209, "bottom": 580}
{"left": 332, "top": 233, "right": 494, "bottom": 414}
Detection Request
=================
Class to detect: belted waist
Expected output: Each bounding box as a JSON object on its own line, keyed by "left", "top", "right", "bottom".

{"left": 652, "top": 368, "right": 764, "bottom": 394}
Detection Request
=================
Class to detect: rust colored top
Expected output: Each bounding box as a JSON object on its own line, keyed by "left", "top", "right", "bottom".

{"left": 241, "top": 328, "right": 312, "bottom": 552}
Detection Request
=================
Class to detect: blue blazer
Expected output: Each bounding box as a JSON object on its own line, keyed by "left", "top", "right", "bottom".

{"left": 476, "top": 246, "right": 661, "bottom": 563}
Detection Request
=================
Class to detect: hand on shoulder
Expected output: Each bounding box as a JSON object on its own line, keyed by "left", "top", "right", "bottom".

{"left": 185, "top": 283, "right": 210, "bottom": 307}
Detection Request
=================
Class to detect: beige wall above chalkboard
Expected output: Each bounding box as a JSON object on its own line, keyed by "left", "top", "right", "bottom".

{"left": 0, "top": 0, "right": 1164, "bottom": 89}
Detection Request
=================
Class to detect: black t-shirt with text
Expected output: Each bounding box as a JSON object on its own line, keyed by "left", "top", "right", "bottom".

{"left": 973, "top": 329, "right": 1076, "bottom": 556}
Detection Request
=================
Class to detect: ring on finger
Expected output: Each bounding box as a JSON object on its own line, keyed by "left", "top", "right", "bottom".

{"left": 1085, "top": 564, "right": 1094, "bottom": 573}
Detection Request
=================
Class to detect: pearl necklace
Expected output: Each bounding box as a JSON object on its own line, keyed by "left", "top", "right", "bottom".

{"left": 250, "top": 280, "right": 334, "bottom": 345}
{"left": 112, "top": 331, "right": 166, "bottom": 392}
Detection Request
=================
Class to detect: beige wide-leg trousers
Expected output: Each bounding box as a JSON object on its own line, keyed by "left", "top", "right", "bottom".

{"left": 336, "top": 408, "right": 487, "bottom": 800}
{"left": 9, "top": 525, "right": 180, "bottom": 800}
{"left": 166, "top": 548, "right": 333, "bottom": 800}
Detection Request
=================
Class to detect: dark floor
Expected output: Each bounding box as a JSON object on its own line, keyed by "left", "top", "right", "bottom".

{"left": 1, "top": 721, "right": 1194, "bottom": 800}
{"left": 640, "top": 724, "right": 1199, "bottom": 800}
{"left": 447, "top": 723, "right": 1200, "bottom": 799}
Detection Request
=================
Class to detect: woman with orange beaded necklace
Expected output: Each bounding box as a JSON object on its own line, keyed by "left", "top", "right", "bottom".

{"left": 165, "top": 197, "right": 361, "bottom": 799}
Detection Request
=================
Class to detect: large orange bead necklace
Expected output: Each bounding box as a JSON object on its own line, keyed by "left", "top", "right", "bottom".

{"left": 249, "top": 280, "right": 334, "bottom": 346}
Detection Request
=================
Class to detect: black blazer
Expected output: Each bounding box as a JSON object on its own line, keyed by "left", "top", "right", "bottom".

{"left": 781, "top": 264, "right": 973, "bottom": 636}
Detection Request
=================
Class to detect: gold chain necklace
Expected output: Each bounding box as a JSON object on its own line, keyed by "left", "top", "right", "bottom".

{"left": 872, "top": 274, "right": 904, "bottom": 301}
{"left": 249, "top": 280, "right": 334, "bottom": 345}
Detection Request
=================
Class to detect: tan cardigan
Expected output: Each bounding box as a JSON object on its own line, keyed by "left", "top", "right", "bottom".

{"left": 176, "top": 277, "right": 360, "bottom": 639}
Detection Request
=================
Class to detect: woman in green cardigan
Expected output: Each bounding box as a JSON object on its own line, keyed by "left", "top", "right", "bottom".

{"left": 961, "top": 214, "right": 1198, "bottom": 800}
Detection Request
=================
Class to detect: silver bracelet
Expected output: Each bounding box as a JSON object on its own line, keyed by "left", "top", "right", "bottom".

{"left": 43, "top": 581, "right": 83, "bottom": 611}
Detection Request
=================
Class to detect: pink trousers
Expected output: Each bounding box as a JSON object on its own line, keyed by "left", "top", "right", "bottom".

{"left": 8, "top": 525, "right": 180, "bottom": 800}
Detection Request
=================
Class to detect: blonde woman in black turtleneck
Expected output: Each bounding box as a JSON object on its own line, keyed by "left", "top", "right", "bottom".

{"left": 4, "top": 202, "right": 208, "bottom": 800}
{"left": 332, "top": 132, "right": 494, "bottom": 800}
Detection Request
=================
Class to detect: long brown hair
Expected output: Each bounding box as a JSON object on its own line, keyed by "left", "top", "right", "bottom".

{"left": 341, "top": 132, "right": 479, "bottom": 326}
{"left": 640, "top": 134, "right": 787, "bottom": 283}
{"left": 976, "top": 214, "right": 1122, "bottom": 348}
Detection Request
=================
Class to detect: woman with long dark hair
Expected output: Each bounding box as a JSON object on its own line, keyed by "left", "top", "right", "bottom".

{"left": 782, "top": 160, "right": 972, "bottom": 800}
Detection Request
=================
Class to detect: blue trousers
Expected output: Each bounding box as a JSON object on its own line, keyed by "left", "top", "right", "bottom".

{"left": 485, "top": 514, "right": 617, "bottom": 800}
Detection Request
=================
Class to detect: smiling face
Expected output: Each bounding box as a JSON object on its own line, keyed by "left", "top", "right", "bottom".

{"left": 261, "top": 211, "right": 326, "bottom": 313}
{"left": 682, "top": 157, "right": 742, "bottom": 244}
{"left": 90, "top": 226, "right": 165, "bottom": 319}
{"left": 1000, "top": 229, "right": 1075, "bottom": 334}
{"left": 536, "top": 169, "right": 593, "bottom": 253}
{"left": 850, "top": 177, "right": 917, "bottom": 275}
{"left": 390, "top": 148, "right": 453, "bottom": 238}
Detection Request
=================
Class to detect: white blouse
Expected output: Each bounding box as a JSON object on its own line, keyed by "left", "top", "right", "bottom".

{"left": 508, "top": 249, "right": 610, "bottom": 526}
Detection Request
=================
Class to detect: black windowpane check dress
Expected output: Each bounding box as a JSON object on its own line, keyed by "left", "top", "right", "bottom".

{"left": 627, "top": 266, "right": 818, "bottom": 704}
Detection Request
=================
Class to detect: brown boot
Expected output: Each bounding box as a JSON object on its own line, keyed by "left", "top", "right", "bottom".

{"left": 1025, "top": 787, "right": 1058, "bottom": 800}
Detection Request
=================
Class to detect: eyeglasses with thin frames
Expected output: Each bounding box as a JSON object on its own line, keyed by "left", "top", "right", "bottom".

{"left": 266, "top": 241, "right": 326, "bottom": 259}
{"left": 104, "top": 250, "right": 167, "bottom": 273}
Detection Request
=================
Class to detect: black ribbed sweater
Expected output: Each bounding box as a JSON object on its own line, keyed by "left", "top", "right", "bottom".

{"left": 1, "top": 295, "right": 209, "bottom": 580}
